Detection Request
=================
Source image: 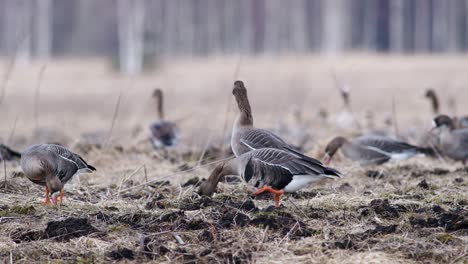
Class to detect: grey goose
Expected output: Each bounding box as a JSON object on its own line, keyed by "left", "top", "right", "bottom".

{"left": 432, "top": 115, "right": 468, "bottom": 166}
{"left": 198, "top": 148, "right": 341, "bottom": 207}
{"left": 20, "top": 144, "right": 96, "bottom": 205}
{"left": 323, "top": 135, "right": 434, "bottom": 166}
{"left": 149, "top": 88, "right": 180, "bottom": 148}
{"left": 231, "top": 80, "right": 310, "bottom": 158}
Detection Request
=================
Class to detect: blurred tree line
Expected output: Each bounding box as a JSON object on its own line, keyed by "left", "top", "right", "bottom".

{"left": 1, "top": 0, "right": 468, "bottom": 73}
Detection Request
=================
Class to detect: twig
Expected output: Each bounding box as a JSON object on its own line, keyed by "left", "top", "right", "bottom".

{"left": 330, "top": 68, "right": 362, "bottom": 131}
{"left": 219, "top": 55, "right": 242, "bottom": 151}
{"left": 3, "top": 160, "right": 6, "bottom": 184}
{"left": 172, "top": 233, "right": 185, "bottom": 245}
{"left": 286, "top": 197, "right": 310, "bottom": 220}
{"left": 0, "top": 59, "right": 14, "bottom": 106}
{"left": 34, "top": 65, "right": 47, "bottom": 131}
{"left": 197, "top": 131, "right": 214, "bottom": 167}
{"left": 117, "top": 164, "right": 145, "bottom": 195}
{"left": 117, "top": 155, "right": 234, "bottom": 194}
{"left": 104, "top": 87, "right": 123, "bottom": 149}
{"left": 391, "top": 96, "right": 400, "bottom": 138}
{"left": 6, "top": 115, "right": 18, "bottom": 145}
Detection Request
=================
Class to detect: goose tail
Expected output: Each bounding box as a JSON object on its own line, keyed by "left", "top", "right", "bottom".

{"left": 323, "top": 166, "right": 342, "bottom": 178}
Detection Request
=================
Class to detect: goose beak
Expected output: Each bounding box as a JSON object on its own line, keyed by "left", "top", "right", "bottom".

{"left": 322, "top": 153, "right": 331, "bottom": 165}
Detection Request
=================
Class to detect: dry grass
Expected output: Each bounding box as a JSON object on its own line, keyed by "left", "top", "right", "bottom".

{"left": 0, "top": 55, "right": 467, "bottom": 263}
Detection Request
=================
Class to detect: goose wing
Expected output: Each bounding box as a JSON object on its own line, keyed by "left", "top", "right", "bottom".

{"left": 355, "top": 136, "right": 420, "bottom": 154}
{"left": 240, "top": 128, "right": 322, "bottom": 164}
{"left": 46, "top": 144, "right": 96, "bottom": 171}
{"left": 243, "top": 148, "right": 339, "bottom": 190}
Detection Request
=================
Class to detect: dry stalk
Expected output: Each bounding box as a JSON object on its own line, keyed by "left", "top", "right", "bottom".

{"left": 104, "top": 87, "right": 123, "bottom": 149}
{"left": 34, "top": 65, "right": 47, "bottom": 131}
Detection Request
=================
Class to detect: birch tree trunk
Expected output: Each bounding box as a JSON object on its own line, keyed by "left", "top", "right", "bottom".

{"left": 414, "top": 0, "right": 431, "bottom": 52}
{"left": 322, "top": 0, "right": 345, "bottom": 55}
{"left": 35, "top": 0, "right": 52, "bottom": 58}
{"left": 389, "top": 0, "right": 404, "bottom": 53}
{"left": 118, "top": 0, "right": 145, "bottom": 74}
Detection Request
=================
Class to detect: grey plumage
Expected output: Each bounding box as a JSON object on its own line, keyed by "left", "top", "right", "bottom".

{"left": 324, "top": 135, "right": 433, "bottom": 166}
{"left": 239, "top": 148, "right": 341, "bottom": 191}
{"left": 21, "top": 144, "right": 96, "bottom": 194}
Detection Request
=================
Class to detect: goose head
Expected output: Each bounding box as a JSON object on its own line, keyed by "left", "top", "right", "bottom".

{"left": 323, "top": 136, "right": 348, "bottom": 165}
{"left": 232, "top": 80, "right": 253, "bottom": 125}
{"left": 432, "top": 114, "right": 455, "bottom": 130}
{"left": 198, "top": 162, "right": 235, "bottom": 196}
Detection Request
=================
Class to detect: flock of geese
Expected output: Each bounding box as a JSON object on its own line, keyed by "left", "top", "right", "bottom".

{"left": 0, "top": 81, "right": 467, "bottom": 207}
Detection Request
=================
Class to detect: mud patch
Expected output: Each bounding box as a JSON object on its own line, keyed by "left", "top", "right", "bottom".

{"left": 44, "top": 217, "right": 98, "bottom": 241}
{"left": 107, "top": 248, "right": 135, "bottom": 261}
{"left": 362, "top": 199, "right": 406, "bottom": 219}
{"left": 410, "top": 212, "right": 468, "bottom": 232}
{"left": 323, "top": 224, "right": 397, "bottom": 250}
{"left": 250, "top": 210, "right": 317, "bottom": 239}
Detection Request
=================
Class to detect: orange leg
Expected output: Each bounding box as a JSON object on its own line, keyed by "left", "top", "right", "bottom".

{"left": 59, "top": 188, "right": 64, "bottom": 205}
{"left": 44, "top": 186, "right": 51, "bottom": 204}
{"left": 252, "top": 186, "right": 285, "bottom": 207}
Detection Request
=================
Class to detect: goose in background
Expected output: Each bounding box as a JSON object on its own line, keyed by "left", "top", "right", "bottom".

{"left": 323, "top": 135, "right": 435, "bottom": 166}
{"left": 432, "top": 115, "right": 468, "bottom": 166}
{"left": 230, "top": 80, "right": 311, "bottom": 158}
{"left": 198, "top": 148, "right": 341, "bottom": 207}
{"left": 20, "top": 144, "right": 96, "bottom": 205}
{"left": 149, "top": 88, "right": 180, "bottom": 148}
{"left": 425, "top": 88, "right": 440, "bottom": 115}
{"left": 424, "top": 88, "right": 468, "bottom": 129}
{"left": 0, "top": 144, "right": 21, "bottom": 162}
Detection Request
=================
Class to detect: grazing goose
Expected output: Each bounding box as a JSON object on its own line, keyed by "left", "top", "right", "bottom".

{"left": 231, "top": 81, "right": 307, "bottom": 157}
{"left": 432, "top": 115, "right": 468, "bottom": 166}
{"left": 198, "top": 148, "right": 341, "bottom": 207}
{"left": 149, "top": 88, "right": 179, "bottom": 148}
{"left": 20, "top": 144, "right": 96, "bottom": 205}
{"left": 323, "top": 135, "right": 434, "bottom": 166}
{"left": 0, "top": 144, "right": 21, "bottom": 161}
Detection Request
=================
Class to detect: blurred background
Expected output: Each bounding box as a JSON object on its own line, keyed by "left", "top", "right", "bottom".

{"left": 0, "top": 0, "right": 467, "bottom": 154}
{"left": 1, "top": 0, "right": 468, "bottom": 72}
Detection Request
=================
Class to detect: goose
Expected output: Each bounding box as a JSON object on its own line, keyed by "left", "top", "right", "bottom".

{"left": 425, "top": 88, "right": 439, "bottom": 115}
{"left": 431, "top": 115, "right": 468, "bottom": 166}
{"left": 231, "top": 81, "right": 310, "bottom": 157}
{"left": 0, "top": 144, "right": 21, "bottom": 162}
{"left": 424, "top": 89, "right": 468, "bottom": 129}
{"left": 149, "top": 88, "right": 179, "bottom": 148}
{"left": 198, "top": 148, "right": 341, "bottom": 207}
{"left": 20, "top": 144, "right": 96, "bottom": 205}
{"left": 323, "top": 135, "right": 434, "bottom": 166}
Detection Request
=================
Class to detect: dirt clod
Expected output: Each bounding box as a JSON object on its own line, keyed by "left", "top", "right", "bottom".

{"left": 44, "top": 217, "right": 98, "bottom": 241}
{"left": 107, "top": 248, "right": 135, "bottom": 260}
{"left": 368, "top": 199, "right": 403, "bottom": 219}
{"left": 417, "top": 179, "right": 430, "bottom": 189}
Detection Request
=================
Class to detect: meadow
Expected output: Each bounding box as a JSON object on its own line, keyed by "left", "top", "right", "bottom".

{"left": 0, "top": 55, "right": 467, "bottom": 263}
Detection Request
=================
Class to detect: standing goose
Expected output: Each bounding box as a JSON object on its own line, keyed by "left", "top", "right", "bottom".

{"left": 231, "top": 81, "right": 308, "bottom": 157}
{"left": 198, "top": 148, "right": 341, "bottom": 207}
{"left": 0, "top": 144, "right": 21, "bottom": 162}
{"left": 425, "top": 88, "right": 439, "bottom": 115}
{"left": 424, "top": 89, "right": 468, "bottom": 129}
{"left": 432, "top": 115, "right": 468, "bottom": 166}
{"left": 323, "top": 135, "right": 434, "bottom": 166}
{"left": 20, "top": 144, "right": 96, "bottom": 205}
{"left": 149, "top": 88, "right": 179, "bottom": 148}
